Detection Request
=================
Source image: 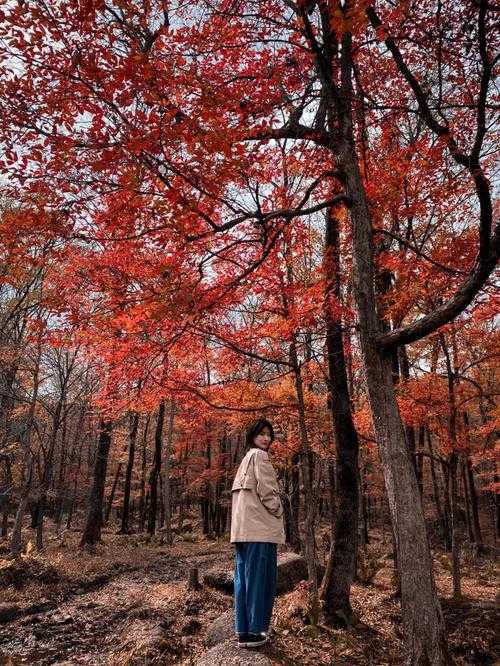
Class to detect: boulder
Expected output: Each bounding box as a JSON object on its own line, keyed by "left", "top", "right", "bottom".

{"left": 194, "top": 639, "right": 271, "bottom": 666}
{"left": 205, "top": 610, "right": 234, "bottom": 647}
{"left": 276, "top": 552, "right": 310, "bottom": 595}
{"left": 203, "top": 551, "right": 323, "bottom": 596}
{"left": 202, "top": 568, "right": 234, "bottom": 594}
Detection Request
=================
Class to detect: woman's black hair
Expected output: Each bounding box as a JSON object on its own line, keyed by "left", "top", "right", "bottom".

{"left": 245, "top": 418, "right": 275, "bottom": 450}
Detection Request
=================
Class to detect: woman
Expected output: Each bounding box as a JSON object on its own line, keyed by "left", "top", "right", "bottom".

{"left": 230, "top": 418, "right": 286, "bottom": 648}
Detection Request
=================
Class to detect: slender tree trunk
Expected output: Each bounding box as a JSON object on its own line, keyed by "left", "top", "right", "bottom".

{"left": 1, "top": 457, "right": 12, "bottom": 539}
{"left": 283, "top": 457, "right": 301, "bottom": 552}
{"left": 148, "top": 401, "right": 165, "bottom": 536}
{"left": 276, "top": 232, "right": 319, "bottom": 625}
{"left": 461, "top": 458, "right": 474, "bottom": 543}
{"left": 328, "top": 460, "right": 335, "bottom": 531}
{"left": 426, "top": 429, "right": 446, "bottom": 545}
{"left": 80, "top": 420, "right": 113, "bottom": 548}
{"left": 66, "top": 423, "right": 85, "bottom": 530}
{"left": 441, "top": 460, "right": 453, "bottom": 552}
{"left": 138, "top": 416, "right": 150, "bottom": 533}
{"left": 463, "top": 413, "right": 484, "bottom": 552}
{"left": 10, "top": 337, "right": 42, "bottom": 557}
{"left": 36, "top": 393, "right": 66, "bottom": 551}
{"left": 416, "top": 427, "right": 425, "bottom": 497}
{"left": 440, "top": 333, "right": 461, "bottom": 598}
{"left": 54, "top": 419, "right": 69, "bottom": 530}
{"left": 449, "top": 453, "right": 461, "bottom": 597}
{"left": 494, "top": 468, "right": 500, "bottom": 542}
{"left": 10, "top": 463, "right": 33, "bottom": 557}
{"left": 290, "top": 341, "right": 320, "bottom": 631}
{"left": 120, "top": 411, "right": 140, "bottom": 534}
{"left": 162, "top": 400, "right": 175, "bottom": 545}
{"left": 360, "top": 464, "right": 369, "bottom": 546}
{"left": 159, "top": 473, "right": 165, "bottom": 527}
{"left": 466, "top": 458, "right": 484, "bottom": 551}
{"left": 105, "top": 462, "right": 122, "bottom": 524}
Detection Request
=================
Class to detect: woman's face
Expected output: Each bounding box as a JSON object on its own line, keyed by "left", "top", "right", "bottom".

{"left": 254, "top": 426, "right": 272, "bottom": 451}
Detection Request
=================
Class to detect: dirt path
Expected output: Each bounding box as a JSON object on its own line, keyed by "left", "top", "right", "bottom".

{"left": 0, "top": 546, "right": 233, "bottom": 665}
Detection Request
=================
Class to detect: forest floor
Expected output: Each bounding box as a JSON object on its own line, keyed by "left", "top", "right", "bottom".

{"left": 0, "top": 520, "right": 497, "bottom": 666}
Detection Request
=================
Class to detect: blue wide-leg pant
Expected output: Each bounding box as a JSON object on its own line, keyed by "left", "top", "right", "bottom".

{"left": 233, "top": 542, "right": 277, "bottom": 635}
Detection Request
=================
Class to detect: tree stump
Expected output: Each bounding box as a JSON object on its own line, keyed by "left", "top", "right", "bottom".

{"left": 188, "top": 566, "right": 201, "bottom": 591}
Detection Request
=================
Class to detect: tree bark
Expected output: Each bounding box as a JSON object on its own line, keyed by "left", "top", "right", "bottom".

{"left": 147, "top": 401, "right": 165, "bottom": 536}
{"left": 10, "top": 463, "right": 33, "bottom": 557}
{"left": 120, "top": 411, "right": 140, "bottom": 534}
{"left": 66, "top": 417, "right": 86, "bottom": 530}
{"left": 105, "top": 462, "right": 122, "bottom": 524}
{"left": 10, "top": 335, "right": 42, "bottom": 557}
{"left": 320, "top": 209, "right": 360, "bottom": 627}
{"left": 440, "top": 332, "right": 461, "bottom": 598}
{"left": 283, "top": 456, "right": 301, "bottom": 553}
{"left": 337, "top": 37, "right": 449, "bottom": 662}
{"left": 463, "top": 413, "right": 484, "bottom": 552}
{"left": 80, "top": 419, "right": 113, "bottom": 548}
{"left": 162, "top": 400, "right": 175, "bottom": 545}
{"left": 290, "top": 341, "right": 320, "bottom": 631}
{"left": 138, "top": 416, "right": 150, "bottom": 532}
{"left": 461, "top": 458, "right": 474, "bottom": 543}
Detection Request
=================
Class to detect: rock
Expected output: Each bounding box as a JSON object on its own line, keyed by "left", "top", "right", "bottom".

{"left": 203, "top": 568, "right": 234, "bottom": 594}
{"left": 206, "top": 610, "right": 233, "bottom": 647}
{"left": 203, "top": 551, "right": 323, "bottom": 596}
{"left": 194, "top": 638, "right": 272, "bottom": 666}
{"left": 0, "top": 603, "right": 19, "bottom": 623}
{"left": 275, "top": 552, "right": 310, "bottom": 595}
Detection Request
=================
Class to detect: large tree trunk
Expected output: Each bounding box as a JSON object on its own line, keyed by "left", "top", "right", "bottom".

{"left": 319, "top": 209, "right": 360, "bottom": 627}
{"left": 80, "top": 420, "right": 113, "bottom": 548}
{"left": 339, "top": 38, "right": 449, "bottom": 661}
{"left": 147, "top": 401, "right": 165, "bottom": 536}
{"left": 120, "top": 411, "right": 139, "bottom": 534}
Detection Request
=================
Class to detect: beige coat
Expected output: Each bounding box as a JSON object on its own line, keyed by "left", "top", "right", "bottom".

{"left": 230, "top": 447, "right": 286, "bottom": 544}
